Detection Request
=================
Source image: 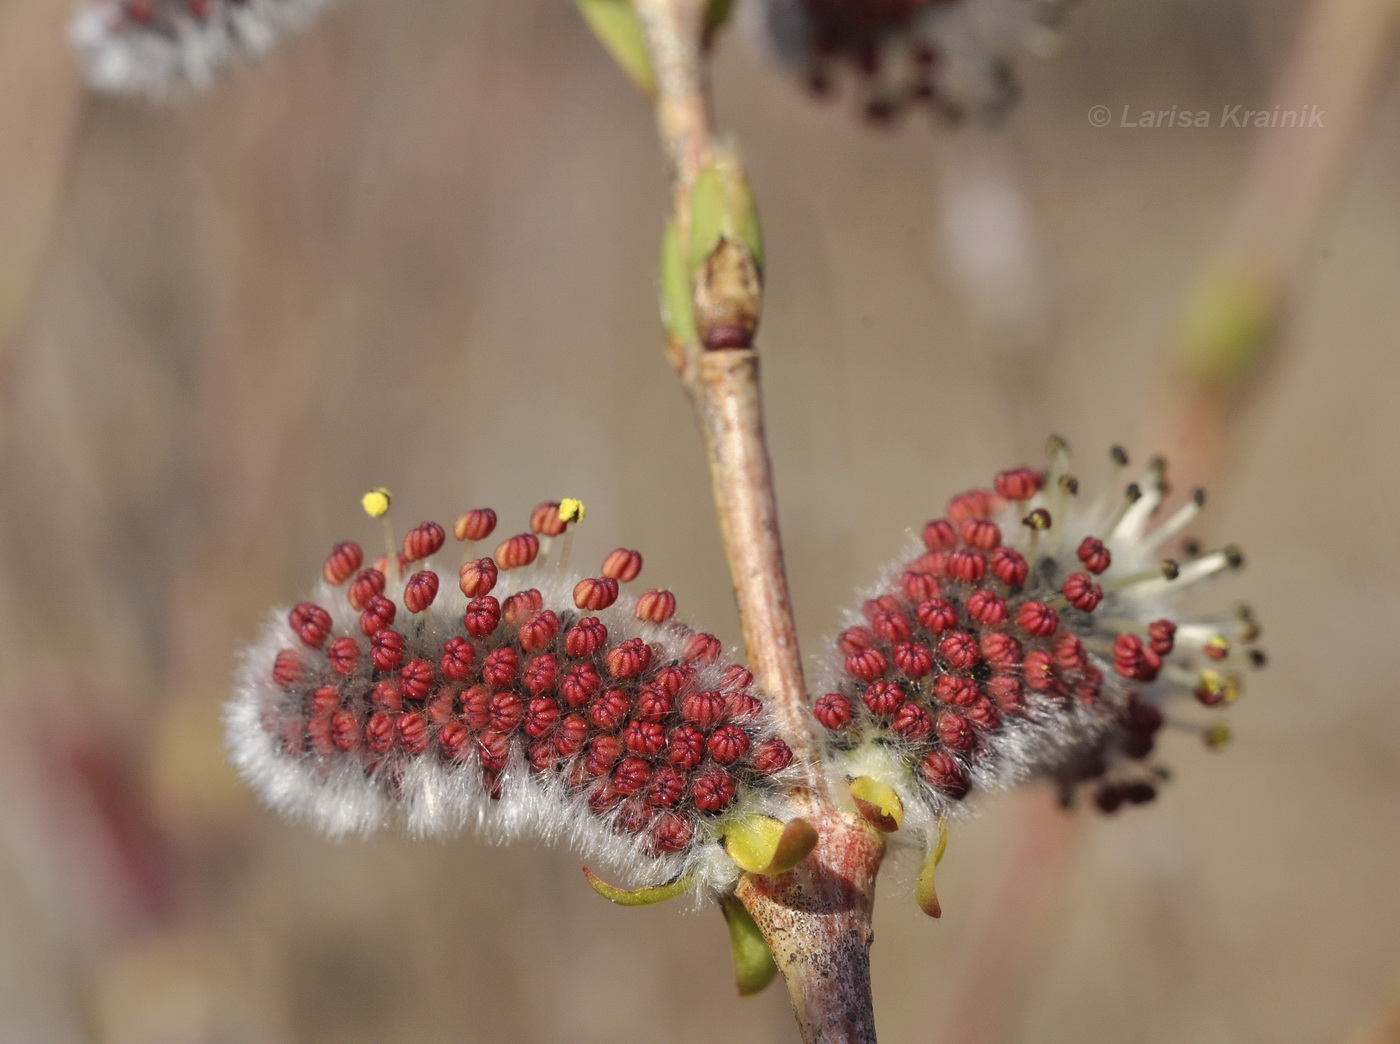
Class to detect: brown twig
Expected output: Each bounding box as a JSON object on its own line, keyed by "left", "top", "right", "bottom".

{"left": 631, "top": 2, "right": 884, "bottom": 1039}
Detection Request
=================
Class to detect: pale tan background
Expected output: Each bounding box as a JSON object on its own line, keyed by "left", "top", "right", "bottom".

{"left": 1, "top": 0, "right": 1398, "bottom": 1041}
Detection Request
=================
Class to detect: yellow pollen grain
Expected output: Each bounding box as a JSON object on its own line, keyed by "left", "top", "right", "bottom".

{"left": 558, "top": 498, "right": 587, "bottom": 524}
{"left": 362, "top": 488, "right": 392, "bottom": 518}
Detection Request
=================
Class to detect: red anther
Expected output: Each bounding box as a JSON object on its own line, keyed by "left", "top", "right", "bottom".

{"left": 606, "top": 638, "right": 651, "bottom": 678}
{"left": 370, "top": 680, "right": 402, "bottom": 713}
{"left": 892, "top": 702, "right": 933, "bottom": 740}
{"left": 488, "top": 691, "right": 524, "bottom": 733}
{"left": 707, "top": 724, "right": 751, "bottom": 764}
{"left": 463, "top": 596, "right": 502, "bottom": 638}
{"left": 994, "top": 467, "right": 1044, "bottom": 501}
{"left": 666, "top": 725, "right": 706, "bottom": 770}
{"left": 966, "top": 588, "right": 1007, "bottom": 626}
{"left": 440, "top": 636, "right": 476, "bottom": 682}
{"left": 911, "top": 551, "right": 949, "bottom": 579}
{"left": 290, "top": 602, "right": 332, "bottom": 648}
{"left": 589, "top": 689, "right": 631, "bottom": 731}
{"left": 1112, "top": 633, "right": 1160, "bottom": 681}
{"left": 370, "top": 629, "right": 406, "bottom": 672}
{"left": 525, "top": 696, "right": 561, "bottom": 738}
{"left": 522, "top": 653, "right": 559, "bottom": 697}
{"left": 651, "top": 812, "right": 693, "bottom": 852}
{"left": 635, "top": 684, "right": 673, "bottom": 722}
{"left": 893, "top": 641, "right": 934, "bottom": 678}
{"left": 947, "top": 549, "right": 987, "bottom": 584}
{"left": 813, "top": 692, "right": 855, "bottom": 730}
{"left": 359, "top": 595, "right": 397, "bottom": 636}
{"left": 365, "top": 711, "right": 395, "bottom": 754}
{"left": 587, "top": 780, "right": 620, "bottom": 814}
{"left": 528, "top": 501, "right": 566, "bottom": 538}
{"left": 375, "top": 552, "right": 411, "bottom": 577}
{"left": 935, "top": 711, "right": 975, "bottom": 752}
{"left": 635, "top": 589, "right": 677, "bottom": 623}
{"left": 681, "top": 690, "right": 727, "bottom": 728}
{"left": 478, "top": 731, "right": 511, "bottom": 773}
{"left": 495, "top": 533, "right": 540, "bottom": 570}
{"left": 1017, "top": 601, "right": 1059, "bottom": 637}
{"left": 862, "top": 594, "right": 903, "bottom": 621}
{"left": 555, "top": 713, "right": 589, "bottom": 755}
{"left": 323, "top": 541, "right": 363, "bottom": 585}
{"left": 573, "top": 577, "right": 619, "bottom": 611}
{"left": 980, "top": 632, "right": 1021, "bottom": 669}
{"left": 613, "top": 756, "right": 652, "bottom": 795}
{"left": 330, "top": 710, "right": 361, "bottom": 751}
{"left": 272, "top": 649, "right": 302, "bottom": 687}
{"left": 1023, "top": 650, "right": 1058, "bottom": 692}
{"left": 454, "top": 508, "right": 497, "bottom": 542}
{"left": 425, "top": 687, "right": 455, "bottom": 725}
{"left": 310, "top": 686, "right": 340, "bottom": 714}
{"left": 960, "top": 518, "right": 1001, "bottom": 551}
{"left": 990, "top": 547, "right": 1029, "bottom": 587}
{"left": 986, "top": 674, "right": 1024, "bottom": 713}
{"left": 501, "top": 588, "right": 543, "bottom": 625}
{"left": 648, "top": 766, "right": 687, "bottom": 808}
{"left": 692, "top": 768, "right": 737, "bottom": 813}
{"left": 561, "top": 663, "right": 602, "bottom": 707}
{"left": 1077, "top": 536, "right": 1111, "bottom": 574}
{"left": 518, "top": 609, "right": 560, "bottom": 653}
{"left": 438, "top": 721, "right": 470, "bottom": 760}
{"left": 560, "top": 619, "right": 606, "bottom": 661}
{"left": 965, "top": 695, "right": 1000, "bottom": 730}
{"left": 458, "top": 558, "right": 499, "bottom": 598}
{"left": 654, "top": 664, "right": 697, "bottom": 695}
{"left": 1053, "top": 632, "right": 1087, "bottom": 672}
{"left": 922, "top": 518, "right": 958, "bottom": 551}
{"left": 481, "top": 647, "right": 520, "bottom": 689}
{"left": 586, "top": 735, "right": 623, "bottom": 776}
{"left": 838, "top": 626, "right": 877, "bottom": 654}
{"left": 623, "top": 720, "right": 666, "bottom": 756}
{"left": 348, "top": 568, "right": 386, "bottom": 611}
{"left": 1072, "top": 665, "right": 1103, "bottom": 704}
{"left": 947, "top": 489, "right": 995, "bottom": 522}
{"left": 1061, "top": 572, "right": 1103, "bottom": 612}
{"left": 919, "top": 750, "right": 970, "bottom": 798}
{"left": 1094, "top": 785, "right": 1124, "bottom": 814}
{"left": 934, "top": 674, "right": 978, "bottom": 707}
{"left": 900, "top": 570, "right": 942, "bottom": 602}
{"left": 1122, "top": 781, "right": 1157, "bottom": 805}
{"left": 1203, "top": 642, "right": 1227, "bottom": 661}
{"left": 398, "top": 712, "right": 429, "bottom": 754}
{"left": 460, "top": 685, "right": 491, "bottom": 731}
{"left": 939, "top": 631, "right": 980, "bottom": 671}
{"left": 684, "top": 632, "right": 722, "bottom": 664}
{"left": 527, "top": 740, "right": 559, "bottom": 774}
{"left": 862, "top": 680, "right": 906, "bottom": 717}
{"left": 327, "top": 636, "right": 360, "bottom": 676}
{"left": 728, "top": 696, "right": 759, "bottom": 725}
{"left": 845, "top": 647, "right": 887, "bottom": 682}
{"left": 872, "top": 609, "right": 912, "bottom": 643}
{"left": 601, "top": 549, "right": 643, "bottom": 583}
{"left": 1147, "top": 619, "right": 1177, "bottom": 656}
{"left": 617, "top": 795, "right": 654, "bottom": 835}
{"left": 916, "top": 599, "right": 958, "bottom": 635}
{"left": 400, "top": 659, "right": 435, "bottom": 701}
{"left": 403, "top": 522, "right": 446, "bottom": 563}
{"left": 404, "top": 570, "right": 440, "bottom": 613}
{"left": 752, "top": 737, "right": 794, "bottom": 775}
{"left": 720, "top": 665, "right": 754, "bottom": 689}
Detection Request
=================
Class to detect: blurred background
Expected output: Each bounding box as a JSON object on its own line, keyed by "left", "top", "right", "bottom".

{"left": 1, "top": 0, "right": 1398, "bottom": 1041}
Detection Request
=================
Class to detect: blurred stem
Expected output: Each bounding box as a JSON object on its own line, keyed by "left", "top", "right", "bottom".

{"left": 631, "top": 2, "right": 883, "bottom": 1039}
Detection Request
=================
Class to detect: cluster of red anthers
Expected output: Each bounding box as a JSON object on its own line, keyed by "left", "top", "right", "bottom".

{"left": 761, "top": 0, "right": 1070, "bottom": 122}
{"left": 816, "top": 443, "right": 1261, "bottom": 824}
{"left": 229, "top": 501, "right": 795, "bottom": 879}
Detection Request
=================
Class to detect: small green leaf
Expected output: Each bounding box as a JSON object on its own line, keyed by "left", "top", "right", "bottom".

{"left": 723, "top": 815, "right": 818, "bottom": 876}
{"left": 915, "top": 821, "right": 949, "bottom": 918}
{"left": 720, "top": 895, "right": 778, "bottom": 996}
{"left": 582, "top": 867, "right": 694, "bottom": 906}
{"left": 575, "top": 0, "right": 655, "bottom": 96}
{"left": 687, "top": 149, "right": 763, "bottom": 275}
{"left": 660, "top": 219, "right": 699, "bottom": 348}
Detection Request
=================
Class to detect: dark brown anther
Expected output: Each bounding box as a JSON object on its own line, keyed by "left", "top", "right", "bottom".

{"left": 1022, "top": 508, "right": 1052, "bottom": 532}
{"left": 519, "top": 609, "right": 561, "bottom": 653}
{"left": 634, "top": 589, "right": 677, "bottom": 624}
{"left": 600, "top": 548, "right": 643, "bottom": 583}
{"left": 458, "top": 558, "right": 498, "bottom": 598}
{"left": 327, "top": 636, "right": 360, "bottom": 676}
{"left": 463, "top": 596, "right": 502, "bottom": 638}
{"left": 530, "top": 501, "right": 568, "bottom": 537}
{"left": 348, "top": 568, "right": 386, "bottom": 611}
{"left": 573, "top": 577, "right": 619, "bottom": 611}
{"left": 323, "top": 541, "right": 363, "bottom": 585}
{"left": 403, "top": 522, "right": 446, "bottom": 563}
{"left": 404, "top": 570, "right": 440, "bottom": 613}
{"left": 455, "top": 508, "right": 498, "bottom": 542}
{"left": 495, "top": 533, "right": 540, "bottom": 570}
